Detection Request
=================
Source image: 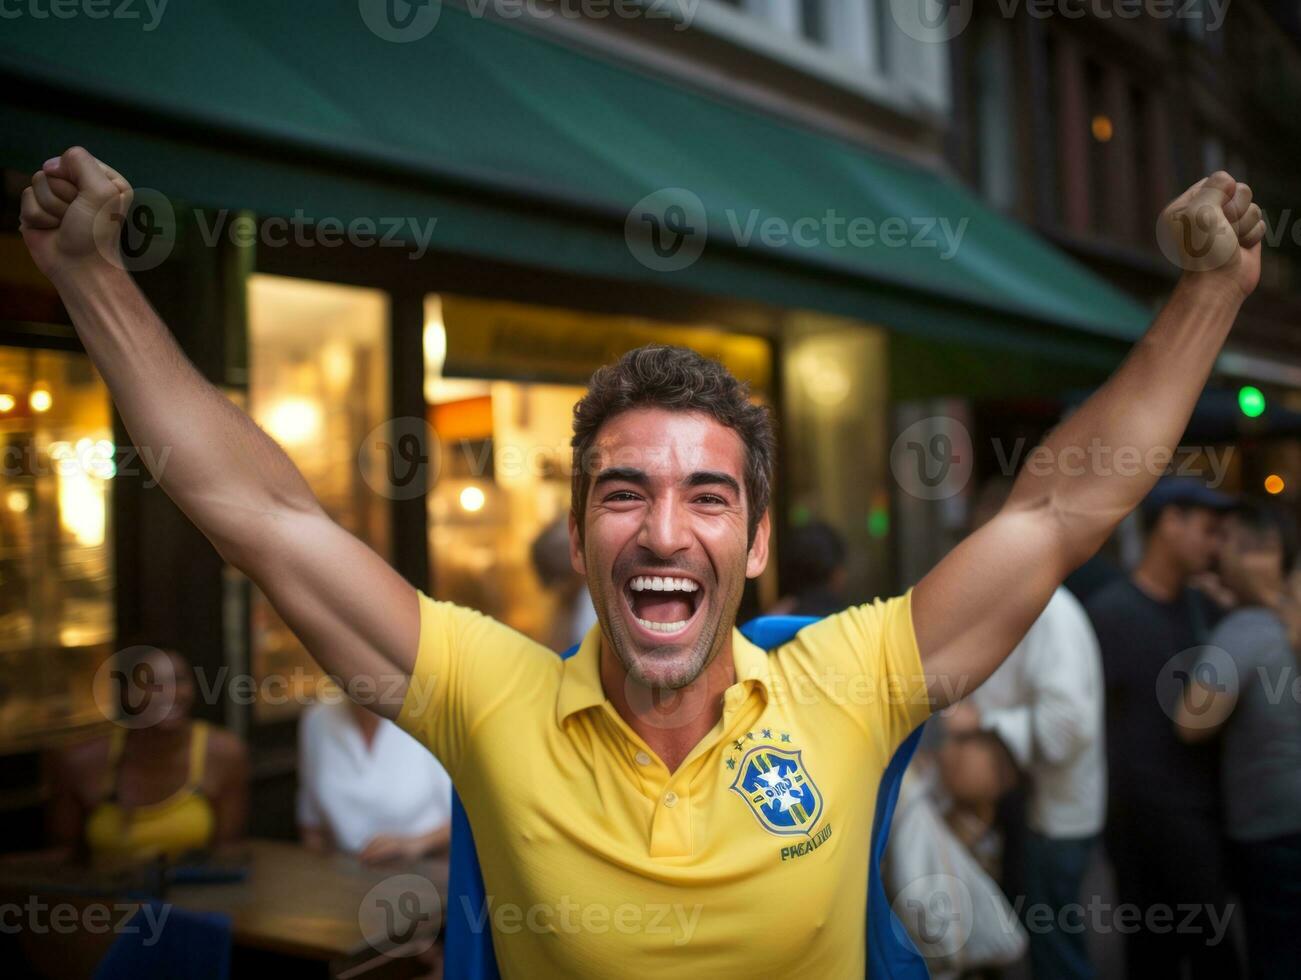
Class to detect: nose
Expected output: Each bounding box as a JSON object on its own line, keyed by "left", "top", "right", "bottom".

{"left": 636, "top": 493, "right": 693, "bottom": 559}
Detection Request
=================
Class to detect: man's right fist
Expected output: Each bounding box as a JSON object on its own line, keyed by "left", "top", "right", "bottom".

{"left": 19, "top": 147, "right": 133, "bottom": 282}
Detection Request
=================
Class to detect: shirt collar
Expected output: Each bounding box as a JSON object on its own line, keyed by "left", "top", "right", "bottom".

{"left": 556, "top": 623, "right": 771, "bottom": 725}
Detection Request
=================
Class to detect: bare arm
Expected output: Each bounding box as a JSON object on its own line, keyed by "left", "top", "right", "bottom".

{"left": 43, "top": 749, "right": 86, "bottom": 857}
{"left": 357, "top": 822, "right": 452, "bottom": 864}
{"left": 211, "top": 736, "right": 250, "bottom": 844}
{"left": 20, "top": 148, "right": 418, "bottom": 719}
{"left": 914, "top": 173, "right": 1266, "bottom": 707}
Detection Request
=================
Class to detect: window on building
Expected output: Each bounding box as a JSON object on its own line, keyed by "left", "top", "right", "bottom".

{"left": 972, "top": 14, "right": 1016, "bottom": 212}
{"left": 0, "top": 346, "right": 115, "bottom": 752}
{"left": 245, "top": 275, "right": 390, "bottom": 722}
{"left": 1085, "top": 58, "right": 1109, "bottom": 236}
{"left": 1042, "top": 33, "right": 1062, "bottom": 225}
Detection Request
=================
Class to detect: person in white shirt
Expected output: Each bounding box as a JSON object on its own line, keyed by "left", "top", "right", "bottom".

{"left": 297, "top": 696, "right": 453, "bottom": 863}
{"left": 947, "top": 479, "right": 1107, "bottom": 980}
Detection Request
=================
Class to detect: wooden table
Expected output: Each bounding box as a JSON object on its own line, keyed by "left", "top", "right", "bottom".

{"left": 0, "top": 839, "right": 448, "bottom": 979}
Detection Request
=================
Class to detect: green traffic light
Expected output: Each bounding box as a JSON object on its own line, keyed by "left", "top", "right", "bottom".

{"left": 1239, "top": 385, "right": 1266, "bottom": 418}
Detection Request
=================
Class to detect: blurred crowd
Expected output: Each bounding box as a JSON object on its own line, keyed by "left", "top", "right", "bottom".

{"left": 856, "top": 477, "right": 1301, "bottom": 980}
{"left": 38, "top": 480, "right": 1301, "bottom": 980}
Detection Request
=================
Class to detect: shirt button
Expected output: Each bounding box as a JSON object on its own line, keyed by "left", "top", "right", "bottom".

{"left": 634, "top": 751, "right": 652, "bottom": 767}
{"left": 663, "top": 791, "right": 678, "bottom": 808}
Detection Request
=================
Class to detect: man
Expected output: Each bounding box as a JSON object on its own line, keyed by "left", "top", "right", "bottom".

{"left": 769, "top": 520, "right": 850, "bottom": 617}
{"left": 949, "top": 479, "right": 1106, "bottom": 980}
{"left": 1175, "top": 503, "right": 1301, "bottom": 980}
{"left": 19, "top": 148, "right": 1264, "bottom": 976}
{"left": 1085, "top": 478, "right": 1239, "bottom": 979}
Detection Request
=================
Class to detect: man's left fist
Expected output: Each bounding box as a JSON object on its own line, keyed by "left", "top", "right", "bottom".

{"left": 1156, "top": 171, "right": 1266, "bottom": 300}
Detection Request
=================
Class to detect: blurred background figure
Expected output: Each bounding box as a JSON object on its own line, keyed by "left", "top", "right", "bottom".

{"left": 297, "top": 694, "right": 452, "bottom": 864}
{"left": 935, "top": 719, "right": 1023, "bottom": 884}
{"left": 949, "top": 478, "right": 1106, "bottom": 980}
{"left": 1085, "top": 477, "right": 1239, "bottom": 980}
{"left": 1175, "top": 501, "right": 1301, "bottom": 980}
{"left": 768, "top": 521, "right": 850, "bottom": 618}
{"left": 531, "top": 516, "right": 598, "bottom": 652}
{"left": 887, "top": 739, "right": 1028, "bottom": 979}
{"left": 46, "top": 647, "right": 249, "bottom": 865}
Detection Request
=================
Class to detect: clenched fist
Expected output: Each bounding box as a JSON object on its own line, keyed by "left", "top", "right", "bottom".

{"left": 19, "top": 147, "right": 134, "bottom": 283}
{"left": 1157, "top": 171, "right": 1266, "bottom": 300}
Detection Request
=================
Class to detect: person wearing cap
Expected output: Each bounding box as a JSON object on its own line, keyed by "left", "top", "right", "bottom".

{"left": 1085, "top": 476, "right": 1239, "bottom": 980}
{"left": 1173, "top": 501, "right": 1301, "bottom": 980}
{"left": 21, "top": 147, "right": 1267, "bottom": 977}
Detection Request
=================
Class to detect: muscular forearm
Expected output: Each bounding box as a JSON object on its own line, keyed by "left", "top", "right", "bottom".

{"left": 54, "top": 264, "right": 320, "bottom": 563}
{"left": 913, "top": 173, "right": 1262, "bottom": 703}
{"left": 1008, "top": 275, "right": 1242, "bottom": 569}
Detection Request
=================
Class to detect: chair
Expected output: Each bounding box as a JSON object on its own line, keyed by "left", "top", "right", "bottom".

{"left": 443, "top": 615, "right": 928, "bottom": 978}
{"left": 93, "top": 900, "right": 231, "bottom": 980}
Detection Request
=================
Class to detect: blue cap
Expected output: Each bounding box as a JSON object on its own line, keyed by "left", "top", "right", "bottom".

{"left": 1140, "top": 477, "right": 1235, "bottom": 522}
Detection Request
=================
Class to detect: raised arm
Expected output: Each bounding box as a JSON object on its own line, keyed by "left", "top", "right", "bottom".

{"left": 20, "top": 148, "right": 418, "bottom": 719}
{"left": 914, "top": 172, "right": 1265, "bottom": 707}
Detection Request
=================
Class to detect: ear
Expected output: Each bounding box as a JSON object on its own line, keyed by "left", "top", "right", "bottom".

{"left": 745, "top": 509, "right": 771, "bottom": 579}
{"left": 568, "top": 510, "right": 587, "bottom": 577}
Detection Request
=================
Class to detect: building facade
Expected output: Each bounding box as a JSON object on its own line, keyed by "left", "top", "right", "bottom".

{"left": 1, "top": 0, "right": 1153, "bottom": 839}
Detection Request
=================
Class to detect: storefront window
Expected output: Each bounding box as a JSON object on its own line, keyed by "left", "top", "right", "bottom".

{"left": 246, "top": 275, "right": 390, "bottom": 721}
{"left": 782, "top": 313, "right": 893, "bottom": 600}
{"left": 0, "top": 347, "right": 114, "bottom": 751}
{"left": 425, "top": 294, "right": 775, "bottom": 645}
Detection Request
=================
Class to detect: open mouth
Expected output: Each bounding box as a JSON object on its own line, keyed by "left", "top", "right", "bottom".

{"left": 622, "top": 573, "right": 704, "bottom": 639}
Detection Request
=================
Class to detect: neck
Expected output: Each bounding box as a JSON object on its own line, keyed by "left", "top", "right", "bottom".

{"left": 1133, "top": 548, "right": 1185, "bottom": 602}
{"left": 128, "top": 719, "right": 191, "bottom": 750}
{"left": 1242, "top": 581, "right": 1283, "bottom": 610}
{"left": 601, "top": 636, "right": 734, "bottom": 773}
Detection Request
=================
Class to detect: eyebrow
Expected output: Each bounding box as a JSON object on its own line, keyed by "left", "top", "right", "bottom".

{"left": 593, "top": 467, "right": 742, "bottom": 497}
{"left": 685, "top": 471, "right": 742, "bottom": 497}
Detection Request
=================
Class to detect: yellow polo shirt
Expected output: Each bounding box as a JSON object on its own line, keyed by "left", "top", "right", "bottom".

{"left": 397, "top": 588, "right": 932, "bottom": 978}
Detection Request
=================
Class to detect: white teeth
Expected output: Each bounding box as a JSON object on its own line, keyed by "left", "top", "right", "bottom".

{"left": 628, "top": 575, "right": 699, "bottom": 593}
{"left": 635, "top": 616, "right": 690, "bottom": 633}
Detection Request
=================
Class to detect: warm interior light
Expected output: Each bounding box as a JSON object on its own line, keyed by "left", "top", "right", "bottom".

{"left": 424, "top": 296, "right": 448, "bottom": 404}
{"left": 1265, "top": 474, "right": 1285, "bottom": 495}
{"left": 264, "top": 398, "right": 322, "bottom": 447}
{"left": 0, "top": 394, "right": 14, "bottom": 412}
{"left": 30, "top": 388, "right": 52, "bottom": 412}
{"left": 1091, "top": 115, "right": 1113, "bottom": 142}
{"left": 459, "top": 485, "right": 486, "bottom": 513}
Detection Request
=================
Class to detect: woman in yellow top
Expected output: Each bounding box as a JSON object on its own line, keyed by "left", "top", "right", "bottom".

{"left": 47, "top": 647, "right": 249, "bottom": 864}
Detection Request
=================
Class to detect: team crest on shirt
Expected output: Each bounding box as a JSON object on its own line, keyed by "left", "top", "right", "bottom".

{"left": 729, "top": 745, "right": 824, "bottom": 837}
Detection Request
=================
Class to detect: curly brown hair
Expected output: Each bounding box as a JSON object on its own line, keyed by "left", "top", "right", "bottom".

{"left": 570, "top": 344, "right": 775, "bottom": 546}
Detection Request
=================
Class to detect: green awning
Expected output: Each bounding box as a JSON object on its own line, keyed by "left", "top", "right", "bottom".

{"left": 0, "top": 1, "right": 1150, "bottom": 361}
